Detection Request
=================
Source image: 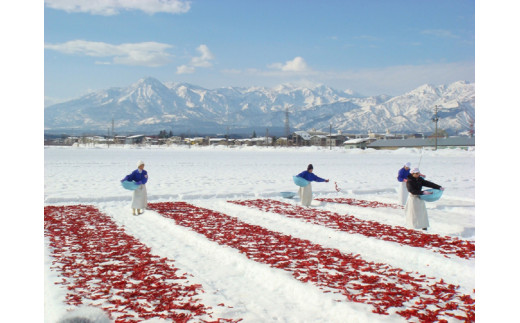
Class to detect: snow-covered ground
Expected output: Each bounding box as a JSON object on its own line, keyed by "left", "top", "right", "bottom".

{"left": 43, "top": 145, "right": 476, "bottom": 322}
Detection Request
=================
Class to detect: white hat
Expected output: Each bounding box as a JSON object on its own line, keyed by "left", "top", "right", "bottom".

{"left": 404, "top": 162, "right": 411, "bottom": 168}
{"left": 411, "top": 168, "right": 420, "bottom": 174}
{"left": 137, "top": 160, "right": 145, "bottom": 167}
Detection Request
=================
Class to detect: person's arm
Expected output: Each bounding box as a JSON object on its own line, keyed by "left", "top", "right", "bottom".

{"left": 421, "top": 179, "right": 441, "bottom": 190}
{"left": 397, "top": 168, "right": 404, "bottom": 182}
{"left": 296, "top": 171, "right": 307, "bottom": 178}
{"left": 121, "top": 170, "right": 135, "bottom": 182}
{"left": 139, "top": 171, "right": 148, "bottom": 185}
{"left": 310, "top": 173, "right": 327, "bottom": 182}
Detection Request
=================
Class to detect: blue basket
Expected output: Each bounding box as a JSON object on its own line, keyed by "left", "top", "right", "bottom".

{"left": 419, "top": 189, "right": 443, "bottom": 202}
{"left": 281, "top": 192, "right": 296, "bottom": 199}
{"left": 121, "top": 180, "right": 139, "bottom": 190}
{"left": 293, "top": 176, "right": 310, "bottom": 187}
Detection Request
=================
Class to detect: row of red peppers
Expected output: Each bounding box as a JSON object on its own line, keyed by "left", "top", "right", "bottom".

{"left": 228, "top": 199, "right": 475, "bottom": 260}
{"left": 44, "top": 205, "right": 240, "bottom": 323}
{"left": 149, "top": 201, "right": 475, "bottom": 322}
{"left": 315, "top": 197, "right": 404, "bottom": 209}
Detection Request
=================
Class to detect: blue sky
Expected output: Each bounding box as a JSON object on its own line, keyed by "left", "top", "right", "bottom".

{"left": 44, "top": 0, "right": 475, "bottom": 105}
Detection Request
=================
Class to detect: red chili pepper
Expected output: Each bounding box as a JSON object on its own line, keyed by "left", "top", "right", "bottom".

{"left": 44, "top": 205, "right": 240, "bottom": 322}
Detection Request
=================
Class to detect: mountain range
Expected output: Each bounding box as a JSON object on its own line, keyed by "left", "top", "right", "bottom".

{"left": 44, "top": 77, "right": 475, "bottom": 136}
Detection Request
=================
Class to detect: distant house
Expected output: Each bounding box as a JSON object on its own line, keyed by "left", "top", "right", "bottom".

{"left": 91, "top": 136, "right": 109, "bottom": 144}
{"left": 343, "top": 138, "right": 372, "bottom": 149}
{"left": 185, "top": 137, "right": 205, "bottom": 145}
{"left": 125, "top": 135, "right": 146, "bottom": 145}
{"left": 209, "top": 138, "right": 228, "bottom": 145}
{"left": 114, "top": 136, "right": 127, "bottom": 144}
{"left": 310, "top": 135, "right": 327, "bottom": 146}
{"left": 145, "top": 137, "right": 160, "bottom": 145}
{"left": 252, "top": 136, "right": 273, "bottom": 146}
{"left": 290, "top": 131, "right": 312, "bottom": 146}
{"left": 327, "top": 133, "right": 348, "bottom": 147}
{"left": 275, "top": 137, "right": 289, "bottom": 146}
{"left": 166, "top": 136, "right": 183, "bottom": 145}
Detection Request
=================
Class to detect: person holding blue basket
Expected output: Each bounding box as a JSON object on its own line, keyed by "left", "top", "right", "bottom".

{"left": 295, "top": 164, "right": 329, "bottom": 206}
{"left": 121, "top": 160, "right": 148, "bottom": 216}
{"left": 405, "top": 168, "right": 444, "bottom": 230}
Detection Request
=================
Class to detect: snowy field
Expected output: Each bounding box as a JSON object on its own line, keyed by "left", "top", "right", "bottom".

{"left": 43, "top": 145, "right": 476, "bottom": 322}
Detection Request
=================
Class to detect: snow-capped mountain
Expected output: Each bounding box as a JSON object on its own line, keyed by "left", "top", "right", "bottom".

{"left": 44, "top": 77, "right": 475, "bottom": 136}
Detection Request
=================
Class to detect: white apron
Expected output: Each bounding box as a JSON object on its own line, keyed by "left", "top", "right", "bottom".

{"left": 404, "top": 194, "right": 429, "bottom": 229}
{"left": 298, "top": 183, "right": 313, "bottom": 206}
{"left": 398, "top": 181, "right": 408, "bottom": 205}
{"left": 132, "top": 184, "right": 148, "bottom": 209}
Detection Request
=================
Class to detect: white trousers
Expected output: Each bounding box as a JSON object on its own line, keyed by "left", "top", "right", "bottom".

{"left": 298, "top": 183, "right": 313, "bottom": 206}
{"left": 398, "top": 181, "right": 408, "bottom": 205}
{"left": 405, "top": 194, "right": 429, "bottom": 229}
{"left": 132, "top": 184, "right": 148, "bottom": 209}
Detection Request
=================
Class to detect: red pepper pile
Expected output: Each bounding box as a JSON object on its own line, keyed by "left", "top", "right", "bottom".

{"left": 316, "top": 197, "right": 403, "bottom": 209}
{"left": 149, "top": 202, "right": 475, "bottom": 322}
{"left": 229, "top": 199, "right": 475, "bottom": 260}
{"left": 44, "top": 205, "right": 239, "bottom": 323}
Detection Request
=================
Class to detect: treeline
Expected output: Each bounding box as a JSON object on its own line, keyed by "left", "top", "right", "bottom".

{"left": 157, "top": 130, "right": 174, "bottom": 138}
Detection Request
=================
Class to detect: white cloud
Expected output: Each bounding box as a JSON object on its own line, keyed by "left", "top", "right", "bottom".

{"left": 176, "top": 44, "right": 214, "bottom": 74}
{"left": 268, "top": 56, "right": 309, "bottom": 72}
{"left": 316, "top": 61, "right": 475, "bottom": 95}
{"left": 190, "top": 45, "right": 214, "bottom": 67}
{"left": 176, "top": 65, "right": 195, "bottom": 74}
{"left": 45, "top": 40, "right": 173, "bottom": 67}
{"left": 220, "top": 61, "right": 474, "bottom": 96}
{"left": 421, "top": 29, "right": 458, "bottom": 39}
{"left": 44, "top": 0, "right": 191, "bottom": 15}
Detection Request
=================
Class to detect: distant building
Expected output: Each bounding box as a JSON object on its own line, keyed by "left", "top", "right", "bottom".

{"left": 310, "top": 135, "right": 327, "bottom": 146}
{"left": 368, "top": 137, "right": 475, "bottom": 149}
{"left": 343, "top": 138, "right": 373, "bottom": 149}
{"left": 290, "top": 131, "right": 312, "bottom": 146}
{"left": 209, "top": 138, "right": 228, "bottom": 145}
{"left": 165, "top": 136, "right": 183, "bottom": 145}
{"left": 125, "top": 135, "right": 146, "bottom": 145}
{"left": 185, "top": 137, "right": 205, "bottom": 145}
{"left": 114, "top": 136, "right": 127, "bottom": 144}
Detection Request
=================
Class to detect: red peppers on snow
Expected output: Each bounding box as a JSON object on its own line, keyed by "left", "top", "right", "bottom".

{"left": 44, "top": 205, "right": 240, "bottom": 323}
{"left": 149, "top": 201, "right": 475, "bottom": 322}
{"left": 315, "top": 197, "right": 404, "bottom": 209}
{"left": 229, "top": 199, "right": 475, "bottom": 260}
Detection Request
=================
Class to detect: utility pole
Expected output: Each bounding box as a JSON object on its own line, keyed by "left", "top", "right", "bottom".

{"left": 284, "top": 107, "right": 290, "bottom": 146}
{"left": 329, "top": 124, "right": 332, "bottom": 150}
{"left": 432, "top": 105, "right": 439, "bottom": 151}
{"left": 226, "top": 125, "right": 230, "bottom": 147}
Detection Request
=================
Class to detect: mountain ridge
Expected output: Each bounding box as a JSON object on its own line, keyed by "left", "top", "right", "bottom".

{"left": 44, "top": 77, "right": 475, "bottom": 136}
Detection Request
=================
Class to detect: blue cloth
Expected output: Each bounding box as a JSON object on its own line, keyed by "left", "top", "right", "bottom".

{"left": 123, "top": 169, "right": 148, "bottom": 185}
{"left": 397, "top": 167, "right": 410, "bottom": 182}
{"left": 293, "top": 176, "right": 310, "bottom": 187}
{"left": 121, "top": 180, "right": 140, "bottom": 190}
{"left": 296, "top": 170, "right": 326, "bottom": 182}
